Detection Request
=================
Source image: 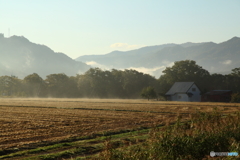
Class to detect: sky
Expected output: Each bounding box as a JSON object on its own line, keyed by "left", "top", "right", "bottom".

{"left": 1, "top": 0, "right": 240, "bottom": 59}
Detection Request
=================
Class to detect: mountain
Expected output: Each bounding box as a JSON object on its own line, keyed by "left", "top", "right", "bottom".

{"left": 0, "top": 34, "right": 90, "bottom": 78}
{"left": 76, "top": 37, "right": 240, "bottom": 77}
{"left": 76, "top": 44, "right": 178, "bottom": 69}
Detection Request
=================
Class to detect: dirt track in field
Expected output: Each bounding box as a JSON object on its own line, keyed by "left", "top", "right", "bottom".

{"left": 0, "top": 98, "right": 239, "bottom": 149}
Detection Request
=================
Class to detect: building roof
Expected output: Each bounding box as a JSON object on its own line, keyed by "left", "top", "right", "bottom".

{"left": 204, "top": 90, "right": 232, "bottom": 95}
{"left": 165, "top": 82, "right": 195, "bottom": 95}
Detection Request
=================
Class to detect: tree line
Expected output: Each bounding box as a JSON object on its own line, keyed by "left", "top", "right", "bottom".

{"left": 0, "top": 60, "right": 239, "bottom": 99}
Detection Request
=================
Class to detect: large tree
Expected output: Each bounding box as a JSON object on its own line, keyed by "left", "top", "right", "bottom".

{"left": 230, "top": 67, "right": 240, "bottom": 77}
{"left": 45, "top": 73, "right": 72, "bottom": 97}
{"left": 24, "top": 73, "right": 45, "bottom": 97}
{"left": 158, "top": 60, "right": 210, "bottom": 94}
{"left": 122, "top": 69, "right": 157, "bottom": 98}
{"left": 77, "top": 68, "right": 115, "bottom": 98}
{"left": 228, "top": 67, "right": 240, "bottom": 92}
{"left": 0, "top": 75, "right": 23, "bottom": 96}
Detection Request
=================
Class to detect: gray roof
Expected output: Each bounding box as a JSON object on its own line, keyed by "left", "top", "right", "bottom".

{"left": 165, "top": 82, "right": 195, "bottom": 95}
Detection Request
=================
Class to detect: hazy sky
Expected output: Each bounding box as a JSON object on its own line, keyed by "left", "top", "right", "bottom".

{"left": 1, "top": 0, "right": 240, "bottom": 59}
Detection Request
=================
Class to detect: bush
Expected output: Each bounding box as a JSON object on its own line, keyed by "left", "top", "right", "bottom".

{"left": 95, "top": 111, "right": 240, "bottom": 160}
{"left": 141, "top": 86, "right": 157, "bottom": 101}
{"left": 231, "top": 92, "right": 240, "bottom": 103}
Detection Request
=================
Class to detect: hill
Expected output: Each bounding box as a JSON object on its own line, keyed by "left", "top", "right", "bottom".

{"left": 76, "top": 37, "right": 240, "bottom": 78}
{"left": 0, "top": 34, "right": 90, "bottom": 78}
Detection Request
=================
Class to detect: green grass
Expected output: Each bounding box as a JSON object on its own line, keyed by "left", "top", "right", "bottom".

{"left": 25, "top": 145, "right": 103, "bottom": 160}
{"left": 0, "top": 127, "right": 151, "bottom": 160}
{"left": 0, "top": 143, "right": 72, "bottom": 159}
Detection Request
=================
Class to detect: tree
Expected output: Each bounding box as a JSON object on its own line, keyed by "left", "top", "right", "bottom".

{"left": 228, "top": 67, "right": 240, "bottom": 92}
{"left": 122, "top": 69, "right": 157, "bottom": 98}
{"left": 77, "top": 68, "right": 114, "bottom": 98}
{"left": 0, "top": 75, "right": 23, "bottom": 96}
{"left": 24, "top": 73, "right": 45, "bottom": 97}
{"left": 162, "top": 60, "right": 210, "bottom": 82}
{"left": 122, "top": 69, "right": 145, "bottom": 98}
{"left": 111, "top": 69, "right": 125, "bottom": 97}
{"left": 230, "top": 67, "right": 240, "bottom": 77}
{"left": 158, "top": 60, "right": 210, "bottom": 94}
{"left": 77, "top": 68, "right": 158, "bottom": 98}
{"left": 45, "top": 73, "right": 71, "bottom": 97}
{"left": 67, "top": 76, "right": 81, "bottom": 97}
{"left": 141, "top": 86, "right": 157, "bottom": 101}
{"left": 209, "top": 74, "right": 228, "bottom": 90}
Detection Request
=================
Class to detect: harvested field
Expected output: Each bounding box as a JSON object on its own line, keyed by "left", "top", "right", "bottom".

{"left": 0, "top": 106, "right": 161, "bottom": 149}
{"left": 0, "top": 98, "right": 239, "bottom": 113}
{"left": 0, "top": 98, "right": 239, "bottom": 159}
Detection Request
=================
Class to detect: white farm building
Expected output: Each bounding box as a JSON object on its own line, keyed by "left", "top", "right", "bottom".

{"left": 165, "top": 82, "right": 201, "bottom": 102}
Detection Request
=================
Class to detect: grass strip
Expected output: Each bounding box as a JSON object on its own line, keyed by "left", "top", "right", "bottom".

{"left": 24, "top": 144, "right": 103, "bottom": 160}
{"left": 0, "top": 127, "right": 150, "bottom": 159}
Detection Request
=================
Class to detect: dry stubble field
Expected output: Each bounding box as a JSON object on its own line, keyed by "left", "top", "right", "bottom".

{"left": 0, "top": 98, "right": 240, "bottom": 151}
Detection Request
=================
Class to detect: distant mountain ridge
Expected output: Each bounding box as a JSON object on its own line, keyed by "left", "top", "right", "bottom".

{"left": 1, "top": 34, "right": 238, "bottom": 79}
{"left": 0, "top": 34, "right": 90, "bottom": 78}
{"left": 76, "top": 37, "right": 240, "bottom": 77}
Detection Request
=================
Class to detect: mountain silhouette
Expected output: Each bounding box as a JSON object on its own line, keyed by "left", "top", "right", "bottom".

{"left": 0, "top": 34, "right": 90, "bottom": 78}
{"left": 76, "top": 37, "right": 240, "bottom": 77}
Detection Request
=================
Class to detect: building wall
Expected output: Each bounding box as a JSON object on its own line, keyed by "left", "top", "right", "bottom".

{"left": 187, "top": 84, "right": 201, "bottom": 102}
{"left": 171, "top": 93, "right": 189, "bottom": 101}
{"left": 167, "top": 83, "right": 201, "bottom": 102}
{"left": 201, "top": 91, "right": 232, "bottom": 102}
{"left": 169, "top": 84, "right": 201, "bottom": 102}
{"left": 171, "top": 94, "right": 178, "bottom": 101}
